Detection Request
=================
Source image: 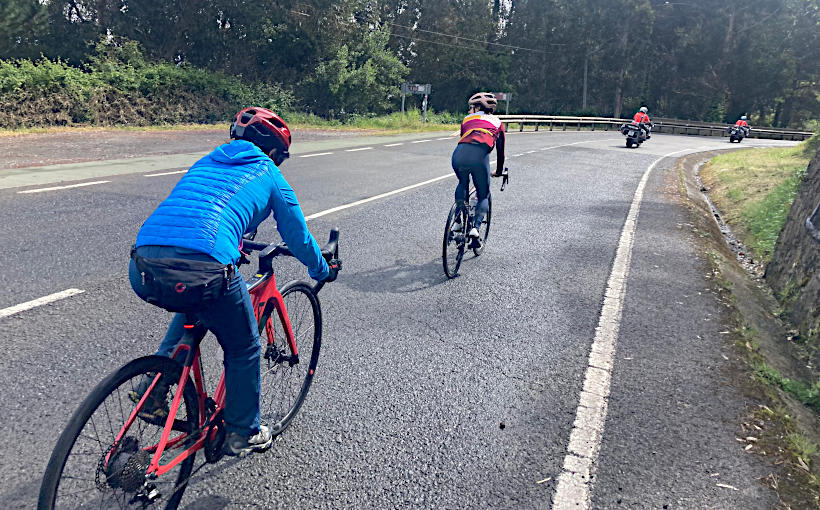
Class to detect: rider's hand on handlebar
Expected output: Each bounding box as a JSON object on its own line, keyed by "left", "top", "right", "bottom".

{"left": 323, "top": 259, "right": 341, "bottom": 282}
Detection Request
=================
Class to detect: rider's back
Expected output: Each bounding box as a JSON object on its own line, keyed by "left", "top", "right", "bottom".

{"left": 137, "top": 139, "right": 297, "bottom": 265}
{"left": 459, "top": 111, "right": 504, "bottom": 149}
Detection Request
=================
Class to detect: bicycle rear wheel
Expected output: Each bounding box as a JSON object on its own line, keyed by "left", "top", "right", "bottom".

{"left": 258, "top": 281, "right": 322, "bottom": 437}
{"left": 39, "top": 356, "right": 199, "bottom": 510}
{"left": 472, "top": 191, "right": 492, "bottom": 257}
{"left": 443, "top": 202, "right": 467, "bottom": 278}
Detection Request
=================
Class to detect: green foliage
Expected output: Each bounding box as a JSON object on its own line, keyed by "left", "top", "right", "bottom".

{"left": 743, "top": 167, "right": 807, "bottom": 259}
{"left": 301, "top": 29, "right": 407, "bottom": 116}
{"left": 0, "top": 39, "right": 295, "bottom": 128}
{"left": 0, "top": 0, "right": 817, "bottom": 125}
{"left": 756, "top": 363, "right": 820, "bottom": 414}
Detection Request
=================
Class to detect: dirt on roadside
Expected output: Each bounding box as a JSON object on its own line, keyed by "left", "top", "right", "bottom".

{"left": 678, "top": 152, "right": 820, "bottom": 509}
{"left": 0, "top": 127, "right": 370, "bottom": 170}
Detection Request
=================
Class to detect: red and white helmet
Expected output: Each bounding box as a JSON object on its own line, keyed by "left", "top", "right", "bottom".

{"left": 230, "top": 107, "right": 291, "bottom": 160}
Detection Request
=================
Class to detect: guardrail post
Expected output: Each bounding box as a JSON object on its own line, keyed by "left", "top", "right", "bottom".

{"left": 562, "top": 122, "right": 566, "bottom": 131}
{"left": 549, "top": 121, "right": 553, "bottom": 131}
{"left": 519, "top": 122, "right": 524, "bottom": 132}
{"left": 535, "top": 122, "right": 539, "bottom": 131}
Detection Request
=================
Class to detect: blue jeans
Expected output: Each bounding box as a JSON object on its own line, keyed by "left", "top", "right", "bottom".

{"left": 129, "top": 245, "right": 261, "bottom": 436}
{"left": 451, "top": 143, "right": 491, "bottom": 229}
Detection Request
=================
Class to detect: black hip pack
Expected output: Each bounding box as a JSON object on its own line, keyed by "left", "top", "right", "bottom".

{"left": 131, "top": 248, "right": 234, "bottom": 313}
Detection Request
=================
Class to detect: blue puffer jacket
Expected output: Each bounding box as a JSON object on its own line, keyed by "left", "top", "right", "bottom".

{"left": 136, "top": 140, "right": 329, "bottom": 281}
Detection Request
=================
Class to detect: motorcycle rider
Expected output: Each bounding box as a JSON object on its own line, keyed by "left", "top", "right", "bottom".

{"left": 632, "top": 106, "right": 652, "bottom": 139}
{"left": 734, "top": 115, "right": 751, "bottom": 137}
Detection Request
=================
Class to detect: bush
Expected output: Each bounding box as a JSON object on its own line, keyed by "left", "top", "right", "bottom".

{"left": 0, "top": 38, "right": 297, "bottom": 128}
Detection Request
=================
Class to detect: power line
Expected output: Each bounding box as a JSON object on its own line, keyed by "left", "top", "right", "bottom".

{"left": 387, "top": 21, "right": 563, "bottom": 52}
{"left": 390, "top": 32, "right": 556, "bottom": 56}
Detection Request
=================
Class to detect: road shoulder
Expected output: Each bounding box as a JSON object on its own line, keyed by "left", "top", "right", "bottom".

{"left": 589, "top": 156, "right": 778, "bottom": 509}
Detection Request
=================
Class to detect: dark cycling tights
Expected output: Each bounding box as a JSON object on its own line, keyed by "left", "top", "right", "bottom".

{"left": 451, "top": 143, "right": 491, "bottom": 229}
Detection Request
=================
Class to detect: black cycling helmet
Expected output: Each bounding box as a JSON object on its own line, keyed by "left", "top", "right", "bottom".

{"left": 230, "top": 107, "right": 291, "bottom": 164}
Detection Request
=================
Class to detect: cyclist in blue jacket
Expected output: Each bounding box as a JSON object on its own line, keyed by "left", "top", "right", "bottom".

{"left": 129, "top": 107, "right": 335, "bottom": 456}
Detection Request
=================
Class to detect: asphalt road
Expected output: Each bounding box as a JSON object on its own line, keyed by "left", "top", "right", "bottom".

{"left": 0, "top": 130, "right": 796, "bottom": 509}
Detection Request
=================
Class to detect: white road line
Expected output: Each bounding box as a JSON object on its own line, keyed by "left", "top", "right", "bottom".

{"left": 436, "top": 137, "right": 452, "bottom": 140}
{"left": 305, "top": 174, "right": 454, "bottom": 221}
{"left": 552, "top": 148, "right": 698, "bottom": 509}
{"left": 299, "top": 152, "right": 334, "bottom": 158}
{"left": 0, "top": 289, "right": 85, "bottom": 319}
{"left": 384, "top": 143, "right": 404, "bottom": 147}
{"left": 145, "top": 170, "right": 187, "bottom": 177}
{"left": 17, "top": 181, "right": 111, "bottom": 194}
{"left": 345, "top": 147, "right": 373, "bottom": 152}
{"left": 411, "top": 139, "right": 432, "bottom": 143}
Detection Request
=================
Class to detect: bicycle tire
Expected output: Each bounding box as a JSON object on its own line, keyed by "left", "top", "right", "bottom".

{"left": 39, "top": 356, "right": 199, "bottom": 510}
{"left": 258, "top": 280, "right": 322, "bottom": 437}
{"left": 472, "top": 191, "right": 492, "bottom": 257}
{"left": 442, "top": 202, "right": 467, "bottom": 278}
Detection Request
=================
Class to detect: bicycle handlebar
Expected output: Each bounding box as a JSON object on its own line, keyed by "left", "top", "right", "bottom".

{"left": 500, "top": 167, "right": 509, "bottom": 191}
{"left": 239, "top": 228, "right": 342, "bottom": 293}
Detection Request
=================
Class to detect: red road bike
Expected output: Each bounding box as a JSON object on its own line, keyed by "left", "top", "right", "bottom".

{"left": 38, "top": 230, "right": 341, "bottom": 509}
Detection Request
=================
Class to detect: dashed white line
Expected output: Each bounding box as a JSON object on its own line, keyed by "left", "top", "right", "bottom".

{"left": 145, "top": 170, "right": 187, "bottom": 177}
{"left": 299, "top": 152, "right": 334, "bottom": 158}
{"left": 411, "top": 139, "right": 432, "bottom": 143}
{"left": 551, "top": 148, "right": 698, "bottom": 510}
{"left": 17, "top": 181, "right": 111, "bottom": 194}
{"left": 0, "top": 289, "right": 85, "bottom": 319}
{"left": 384, "top": 143, "right": 404, "bottom": 147}
{"left": 345, "top": 147, "right": 373, "bottom": 152}
{"left": 436, "top": 137, "right": 452, "bottom": 140}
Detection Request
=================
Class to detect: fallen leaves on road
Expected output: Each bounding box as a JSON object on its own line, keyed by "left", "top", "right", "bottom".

{"left": 797, "top": 457, "right": 811, "bottom": 472}
{"left": 716, "top": 483, "right": 739, "bottom": 491}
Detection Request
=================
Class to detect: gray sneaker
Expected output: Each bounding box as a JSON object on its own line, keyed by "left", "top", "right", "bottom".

{"left": 128, "top": 373, "right": 170, "bottom": 423}
{"left": 223, "top": 424, "right": 273, "bottom": 457}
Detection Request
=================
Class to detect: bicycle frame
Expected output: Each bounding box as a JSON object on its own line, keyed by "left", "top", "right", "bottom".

{"left": 108, "top": 267, "right": 296, "bottom": 480}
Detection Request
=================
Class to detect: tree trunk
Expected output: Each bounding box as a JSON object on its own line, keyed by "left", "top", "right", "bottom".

{"left": 612, "top": 31, "right": 628, "bottom": 118}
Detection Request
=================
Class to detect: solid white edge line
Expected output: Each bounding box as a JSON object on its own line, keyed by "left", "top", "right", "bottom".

{"left": 551, "top": 148, "right": 698, "bottom": 510}
{"left": 144, "top": 170, "right": 187, "bottom": 177}
{"left": 17, "top": 181, "right": 111, "bottom": 194}
{"left": 0, "top": 288, "right": 85, "bottom": 319}
{"left": 345, "top": 147, "right": 373, "bottom": 152}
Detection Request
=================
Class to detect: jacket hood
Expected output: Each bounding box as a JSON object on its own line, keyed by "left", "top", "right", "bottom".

{"left": 210, "top": 139, "right": 270, "bottom": 165}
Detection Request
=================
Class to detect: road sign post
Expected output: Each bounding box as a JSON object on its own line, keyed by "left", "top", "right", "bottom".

{"left": 400, "top": 83, "right": 432, "bottom": 120}
{"left": 495, "top": 92, "right": 512, "bottom": 115}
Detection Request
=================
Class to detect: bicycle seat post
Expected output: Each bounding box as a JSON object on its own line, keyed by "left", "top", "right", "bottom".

{"left": 175, "top": 313, "right": 205, "bottom": 368}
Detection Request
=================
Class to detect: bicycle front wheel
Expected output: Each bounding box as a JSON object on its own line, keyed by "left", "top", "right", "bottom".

{"left": 258, "top": 281, "right": 322, "bottom": 437}
{"left": 39, "top": 356, "right": 199, "bottom": 510}
{"left": 443, "top": 202, "right": 467, "bottom": 278}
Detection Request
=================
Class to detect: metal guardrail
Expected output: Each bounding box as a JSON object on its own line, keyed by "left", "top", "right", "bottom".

{"left": 497, "top": 115, "right": 814, "bottom": 141}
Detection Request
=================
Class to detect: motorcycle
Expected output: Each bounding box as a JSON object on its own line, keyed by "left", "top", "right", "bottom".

{"left": 620, "top": 121, "right": 650, "bottom": 148}
{"left": 728, "top": 125, "right": 746, "bottom": 143}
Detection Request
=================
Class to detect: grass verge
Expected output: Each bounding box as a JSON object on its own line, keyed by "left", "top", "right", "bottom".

{"left": 0, "top": 110, "right": 460, "bottom": 137}
{"left": 699, "top": 140, "right": 815, "bottom": 263}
